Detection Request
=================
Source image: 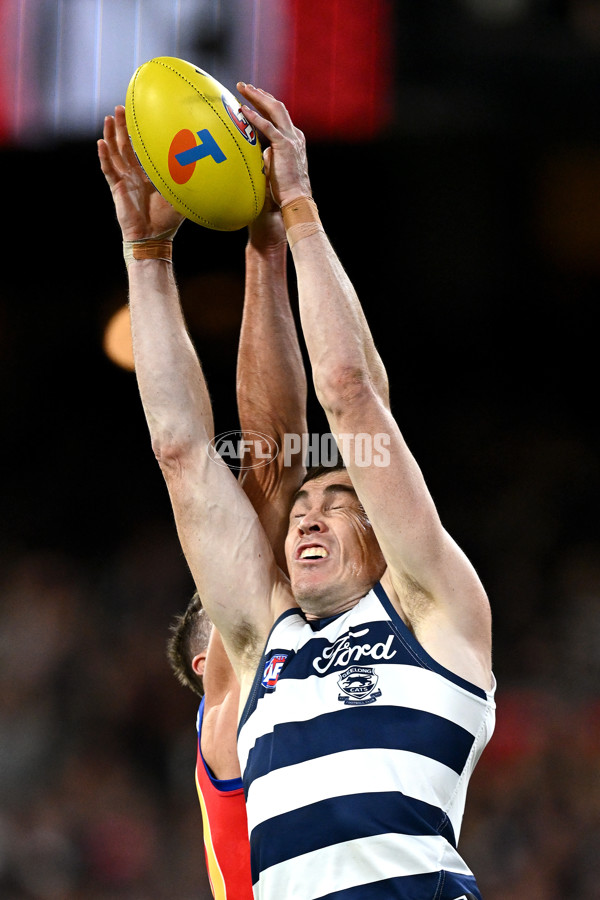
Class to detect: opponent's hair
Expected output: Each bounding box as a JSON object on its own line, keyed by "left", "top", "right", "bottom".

{"left": 166, "top": 591, "right": 213, "bottom": 698}
{"left": 300, "top": 457, "right": 347, "bottom": 487}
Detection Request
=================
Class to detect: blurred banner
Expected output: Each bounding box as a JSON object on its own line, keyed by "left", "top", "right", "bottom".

{"left": 0, "top": 0, "right": 395, "bottom": 146}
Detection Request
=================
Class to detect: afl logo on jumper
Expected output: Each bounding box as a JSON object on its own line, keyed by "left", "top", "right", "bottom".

{"left": 221, "top": 95, "right": 258, "bottom": 145}
{"left": 337, "top": 666, "right": 382, "bottom": 706}
{"left": 261, "top": 653, "right": 289, "bottom": 690}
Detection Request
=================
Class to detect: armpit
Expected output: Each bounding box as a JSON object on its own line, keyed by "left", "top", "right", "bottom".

{"left": 396, "top": 569, "right": 435, "bottom": 626}
{"left": 229, "top": 617, "right": 265, "bottom": 671}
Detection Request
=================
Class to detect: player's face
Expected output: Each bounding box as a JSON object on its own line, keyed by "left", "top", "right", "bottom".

{"left": 285, "top": 470, "right": 386, "bottom": 616}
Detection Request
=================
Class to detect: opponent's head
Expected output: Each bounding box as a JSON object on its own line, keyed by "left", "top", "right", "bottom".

{"left": 285, "top": 461, "right": 386, "bottom": 616}
{"left": 167, "top": 591, "right": 213, "bottom": 697}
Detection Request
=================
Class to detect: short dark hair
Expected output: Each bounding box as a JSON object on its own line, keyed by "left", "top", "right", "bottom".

{"left": 300, "top": 458, "right": 347, "bottom": 487}
{"left": 166, "top": 591, "right": 213, "bottom": 698}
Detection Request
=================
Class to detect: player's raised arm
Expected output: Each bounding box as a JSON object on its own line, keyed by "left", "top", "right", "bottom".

{"left": 199, "top": 195, "right": 307, "bottom": 778}
{"left": 237, "top": 84, "right": 491, "bottom": 691}
{"left": 98, "top": 106, "right": 293, "bottom": 692}
{"left": 236, "top": 193, "right": 307, "bottom": 570}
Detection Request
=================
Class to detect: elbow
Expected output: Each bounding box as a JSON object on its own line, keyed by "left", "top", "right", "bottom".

{"left": 313, "top": 363, "right": 377, "bottom": 417}
{"left": 151, "top": 427, "right": 197, "bottom": 474}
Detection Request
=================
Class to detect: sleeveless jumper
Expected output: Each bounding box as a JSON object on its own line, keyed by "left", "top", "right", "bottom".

{"left": 237, "top": 582, "right": 495, "bottom": 900}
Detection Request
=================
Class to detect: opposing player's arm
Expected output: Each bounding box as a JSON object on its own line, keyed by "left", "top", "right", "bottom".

{"left": 238, "top": 85, "right": 491, "bottom": 689}
{"left": 203, "top": 196, "right": 306, "bottom": 753}
{"left": 200, "top": 625, "right": 246, "bottom": 778}
{"left": 236, "top": 195, "right": 307, "bottom": 570}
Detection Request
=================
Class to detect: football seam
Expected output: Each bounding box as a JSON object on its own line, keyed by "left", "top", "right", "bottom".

{"left": 128, "top": 73, "right": 211, "bottom": 226}
{"left": 155, "top": 60, "right": 260, "bottom": 212}
{"left": 131, "top": 60, "right": 260, "bottom": 226}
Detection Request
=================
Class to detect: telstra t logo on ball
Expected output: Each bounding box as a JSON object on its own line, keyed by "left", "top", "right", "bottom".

{"left": 168, "top": 128, "right": 226, "bottom": 184}
{"left": 168, "top": 97, "right": 256, "bottom": 185}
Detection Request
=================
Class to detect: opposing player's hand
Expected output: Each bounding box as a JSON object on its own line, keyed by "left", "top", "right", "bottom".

{"left": 97, "top": 105, "right": 184, "bottom": 242}
{"left": 247, "top": 185, "right": 287, "bottom": 254}
{"left": 237, "top": 84, "right": 312, "bottom": 209}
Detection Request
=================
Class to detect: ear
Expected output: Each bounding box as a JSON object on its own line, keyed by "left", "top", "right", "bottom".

{"left": 191, "top": 652, "right": 207, "bottom": 678}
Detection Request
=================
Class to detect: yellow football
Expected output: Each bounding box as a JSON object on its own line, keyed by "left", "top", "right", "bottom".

{"left": 125, "top": 57, "right": 265, "bottom": 231}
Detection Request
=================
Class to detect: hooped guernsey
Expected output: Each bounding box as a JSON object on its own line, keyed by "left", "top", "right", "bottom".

{"left": 237, "top": 582, "right": 496, "bottom": 900}
{"left": 195, "top": 697, "right": 253, "bottom": 900}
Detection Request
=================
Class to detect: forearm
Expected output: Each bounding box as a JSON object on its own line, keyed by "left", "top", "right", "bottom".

{"left": 234, "top": 85, "right": 388, "bottom": 423}
{"left": 237, "top": 239, "right": 307, "bottom": 441}
{"left": 289, "top": 226, "right": 389, "bottom": 415}
{"left": 237, "top": 238, "right": 307, "bottom": 566}
{"left": 128, "top": 258, "right": 214, "bottom": 460}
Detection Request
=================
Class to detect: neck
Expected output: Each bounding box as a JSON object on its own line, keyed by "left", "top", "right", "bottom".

{"left": 298, "top": 585, "right": 373, "bottom": 621}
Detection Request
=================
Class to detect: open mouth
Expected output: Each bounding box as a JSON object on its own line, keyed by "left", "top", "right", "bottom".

{"left": 297, "top": 544, "right": 329, "bottom": 561}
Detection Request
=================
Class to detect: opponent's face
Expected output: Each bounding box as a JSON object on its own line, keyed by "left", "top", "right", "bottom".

{"left": 284, "top": 471, "right": 386, "bottom": 616}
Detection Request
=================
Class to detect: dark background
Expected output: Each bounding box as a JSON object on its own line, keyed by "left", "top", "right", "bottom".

{"left": 1, "top": 2, "right": 600, "bottom": 898}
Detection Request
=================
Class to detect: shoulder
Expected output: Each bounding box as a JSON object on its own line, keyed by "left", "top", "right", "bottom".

{"left": 381, "top": 569, "right": 492, "bottom": 693}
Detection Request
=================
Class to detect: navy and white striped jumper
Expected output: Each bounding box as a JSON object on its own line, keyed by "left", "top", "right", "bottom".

{"left": 237, "top": 582, "right": 495, "bottom": 900}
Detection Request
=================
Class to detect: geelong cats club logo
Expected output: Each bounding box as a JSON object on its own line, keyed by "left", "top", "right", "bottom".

{"left": 337, "top": 666, "right": 382, "bottom": 706}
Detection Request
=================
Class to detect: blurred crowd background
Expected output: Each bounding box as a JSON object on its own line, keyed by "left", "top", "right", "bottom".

{"left": 1, "top": 1, "right": 600, "bottom": 897}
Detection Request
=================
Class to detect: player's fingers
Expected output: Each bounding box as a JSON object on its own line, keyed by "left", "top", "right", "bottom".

{"left": 97, "top": 138, "right": 108, "bottom": 168}
{"left": 113, "top": 104, "right": 148, "bottom": 179}
{"left": 97, "top": 138, "right": 120, "bottom": 188}
{"left": 102, "top": 113, "right": 126, "bottom": 167}
{"left": 102, "top": 113, "right": 117, "bottom": 151}
{"left": 99, "top": 114, "right": 119, "bottom": 162}
{"left": 109, "top": 106, "right": 148, "bottom": 184}
{"left": 241, "top": 104, "right": 281, "bottom": 145}
{"left": 246, "top": 84, "right": 275, "bottom": 100}
{"left": 237, "top": 83, "right": 294, "bottom": 133}
{"left": 101, "top": 115, "right": 133, "bottom": 185}
{"left": 241, "top": 83, "right": 283, "bottom": 117}
{"left": 114, "top": 106, "right": 133, "bottom": 160}
{"left": 263, "top": 145, "right": 272, "bottom": 179}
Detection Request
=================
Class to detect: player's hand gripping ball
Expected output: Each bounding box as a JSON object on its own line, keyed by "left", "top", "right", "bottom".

{"left": 125, "top": 57, "right": 266, "bottom": 230}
